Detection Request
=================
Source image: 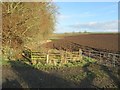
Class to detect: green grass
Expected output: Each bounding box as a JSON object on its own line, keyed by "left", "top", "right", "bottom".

{"left": 32, "top": 55, "right": 97, "bottom": 70}
{"left": 1, "top": 53, "right": 97, "bottom": 72}
{"left": 0, "top": 57, "right": 10, "bottom": 66}
{"left": 64, "top": 56, "right": 96, "bottom": 68}
{"left": 49, "top": 37, "right": 61, "bottom": 41}
{"left": 66, "top": 72, "right": 87, "bottom": 82}
{"left": 65, "top": 71, "right": 96, "bottom": 82}
{"left": 83, "top": 56, "right": 96, "bottom": 63}
{"left": 1, "top": 60, "right": 9, "bottom": 66}
{"left": 1, "top": 56, "right": 34, "bottom": 68}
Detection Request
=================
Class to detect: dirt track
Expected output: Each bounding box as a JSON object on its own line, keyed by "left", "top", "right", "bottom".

{"left": 2, "top": 61, "right": 120, "bottom": 88}
{"left": 2, "top": 61, "right": 76, "bottom": 88}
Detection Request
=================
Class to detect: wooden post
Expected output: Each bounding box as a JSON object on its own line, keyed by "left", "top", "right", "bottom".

{"left": 99, "top": 52, "right": 101, "bottom": 64}
{"left": 8, "top": 38, "right": 12, "bottom": 60}
{"left": 46, "top": 54, "right": 49, "bottom": 64}
{"left": 108, "top": 53, "right": 111, "bottom": 66}
{"left": 46, "top": 50, "right": 49, "bottom": 64}
{"left": 79, "top": 49, "right": 82, "bottom": 60}
{"left": 64, "top": 51, "right": 67, "bottom": 64}
{"left": 31, "top": 52, "right": 33, "bottom": 64}
{"left": 113, "top": 54, "right": 116, "bottom": 67}
{"left": 31, "top": 52, "right": 36, "bottom": 65}
{"left": 88, "top": 50, "right": 90, "bottom": 61}
{"left": 54, "top": 59, "right": 57, "bottom": 66}
{"left": 61, "top": 51, "right": 65, "bottom": 64}
{"left": 60, "top": 51, "right": 62, "bottom": 64}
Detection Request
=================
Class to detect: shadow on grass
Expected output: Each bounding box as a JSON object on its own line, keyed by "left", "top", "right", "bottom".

{"left": 78, "top": 63, "right": 98, "bottom": 88}
{"left": 98, "top": 64, "right": 120, "bottom": 88}
{"left": 78, "top": 62, "right": 120, "bottom": 88}
{"left": 2, "top": 60, "right": 120, "bottom": 88}
{"left": 2, "top": 78, "right": 22, "bottom": 88}
{"left": 2, "top": 60, "right": 76, "bottom": 88}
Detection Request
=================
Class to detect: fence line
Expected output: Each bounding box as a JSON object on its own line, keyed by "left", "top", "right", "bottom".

{"left": 30, "top": 49, "right": 83, "bottom": 65}
{"left": 28, "top": 48, "right": 120, "bottom": 67}
{"left": 81, "top": 49, "right": 120, "bottom": 68}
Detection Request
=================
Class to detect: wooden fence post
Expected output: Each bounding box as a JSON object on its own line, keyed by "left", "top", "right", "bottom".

{"left": 60, "top": 50, "right": 66, "bottom": 64}
{"left": 88, "top": 50, "right": 90, "bottom": 61}
{"left": 31, "top": 52, "right": 36, "bottom": 65}
{"left": 79, "top": 49, "right": 82, "bottom": 60}
{"left": 59, "top": 50, "right": 61, "bottom": 64}
{"left": 46, "top": 50, "right": 49, "bottom": 64}
{"left": 113, "top": 54, "right": 116, "bottom": 67}
{"left": 107, "top": 53, "right": 110, "bottom": 66}
{"left": 65, "top": 51, "right": 67, "bottom": 64}
{"left": 100, "top": 52, "right": 101, "bottom": 64}
{"left": 31, "top": 52, "right": 33, "bottom": 64}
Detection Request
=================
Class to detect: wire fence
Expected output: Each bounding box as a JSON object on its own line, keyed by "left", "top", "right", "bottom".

{"left": 81, "top": 49, "right": 120, "bottom": 68}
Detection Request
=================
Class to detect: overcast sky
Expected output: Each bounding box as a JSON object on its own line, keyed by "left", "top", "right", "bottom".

{"left": 54, "top": 2, "right": 118, "bottom": 33}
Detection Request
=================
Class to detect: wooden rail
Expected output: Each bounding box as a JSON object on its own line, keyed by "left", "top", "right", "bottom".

{"left": 30, "top": 49, "right": 83, "bottom": 65}
{"left": 23, "top": 48, "right": 120, "bottom": 68}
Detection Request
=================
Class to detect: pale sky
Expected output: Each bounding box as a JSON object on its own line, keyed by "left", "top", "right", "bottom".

{"left": 55, "top": 2, "right": 118, "bottom": 33}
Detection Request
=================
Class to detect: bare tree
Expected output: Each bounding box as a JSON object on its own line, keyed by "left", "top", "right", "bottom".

{"left": 2, "top": 2, "right": 58, "bottom": 60}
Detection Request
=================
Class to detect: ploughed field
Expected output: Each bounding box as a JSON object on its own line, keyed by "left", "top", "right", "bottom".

{"left": 45, "top": 33, "right": 119, "bottom": 53}
{"left": 44, "top": 33, "right": 120, "bottom": 67}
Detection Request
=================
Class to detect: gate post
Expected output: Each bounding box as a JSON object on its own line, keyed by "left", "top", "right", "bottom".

{"left": 46, "top": 50, "right": 49, "bottom": 64}
{"left": 79, "top": 49, "right": 82, "bottom": 60}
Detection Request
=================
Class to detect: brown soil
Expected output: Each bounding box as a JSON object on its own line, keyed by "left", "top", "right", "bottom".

{"left": 44, "top": 33, "right": 119, "bottom": 53}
